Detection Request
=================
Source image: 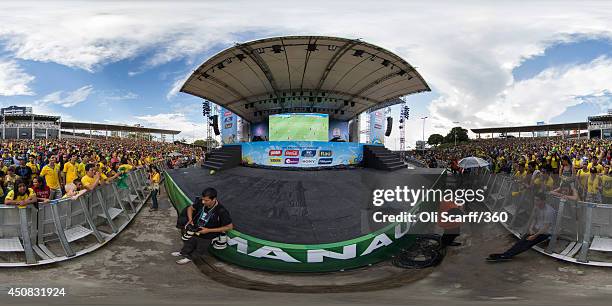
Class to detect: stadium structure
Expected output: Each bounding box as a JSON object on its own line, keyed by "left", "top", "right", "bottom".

{"left": 163, "top": 36, "right": 439, "bottom": 272}
{"left": 470, "top": 109, "right": 612, "bottom": 139}
{"left": 0, "top": 105, "right": 181, "bottom": 141}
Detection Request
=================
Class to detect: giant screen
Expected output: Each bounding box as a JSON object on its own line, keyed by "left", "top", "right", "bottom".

{"left": 269, "top": 113, "right": 329, "bottom": 141}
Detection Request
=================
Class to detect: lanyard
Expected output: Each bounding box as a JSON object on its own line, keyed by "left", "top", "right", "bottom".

{"left": 198, "top": 202, "right": 218, "bottom": 227}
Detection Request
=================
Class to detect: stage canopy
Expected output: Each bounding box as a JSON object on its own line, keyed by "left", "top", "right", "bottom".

{"left": 181, "top": 36, "right": 430, "bottom": 123}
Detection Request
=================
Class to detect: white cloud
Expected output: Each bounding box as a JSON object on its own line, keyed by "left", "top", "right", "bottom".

{"left": 0, "top": 59, "right": 35, "bottom": 96}
{"left": 2, "top": 1, "right": 612, "bottom": 145}
{"left": 105, "top": 91, "right": 138, "bottom": 101}
{"left": 36, "top": 85, "right": 94, "bottom": 108}
{"left": 134, "top": 113, "right": 206, "bottom": 142}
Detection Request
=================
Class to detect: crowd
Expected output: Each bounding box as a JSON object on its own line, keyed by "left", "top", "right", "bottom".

{"left": 422, "top": 137, "right": 612, "bottom": 204}
{"left": 0, "top": 138, "right": 203, "bottom": 206}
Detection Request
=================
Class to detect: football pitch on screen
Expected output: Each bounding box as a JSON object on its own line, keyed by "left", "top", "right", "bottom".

{"left": 269, "top": 114, "right": 329, "bottom": 141}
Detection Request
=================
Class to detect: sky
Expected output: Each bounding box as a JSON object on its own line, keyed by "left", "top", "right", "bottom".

{"left": 1, "top": 0, "right": 612, "bottom": 148}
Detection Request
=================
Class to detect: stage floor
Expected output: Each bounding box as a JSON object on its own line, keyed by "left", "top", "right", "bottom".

{"left": 167, "top": 166, "right": 444, "bottom": 244}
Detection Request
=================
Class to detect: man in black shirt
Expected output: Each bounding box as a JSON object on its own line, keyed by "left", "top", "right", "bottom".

{"left": 15, "top": 157, "right": 33, "bottom": 186}
{"left": 172, "top": 187, "right": 233, "bottom": 264}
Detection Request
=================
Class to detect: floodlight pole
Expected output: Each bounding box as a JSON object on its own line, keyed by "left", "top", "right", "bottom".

{"left": 421, "top": 116, "right": 428, "bottom": 152}
{"left": 453, "top": 121, "right": 460, "bottom": 147}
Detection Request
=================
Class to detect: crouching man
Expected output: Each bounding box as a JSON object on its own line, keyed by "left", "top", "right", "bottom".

{"left": 172, "top": 187, "right": 233, "bottom": 265}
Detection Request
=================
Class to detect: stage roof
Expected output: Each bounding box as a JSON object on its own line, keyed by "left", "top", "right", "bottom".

{"left": 471, "top": 122, "right": 587, "bottom": 134}
{"left": 61, "top": 121, "right": 181, "bottom": 135}
{"left": 180, "top": 36, "right": 430, "bottom": 123}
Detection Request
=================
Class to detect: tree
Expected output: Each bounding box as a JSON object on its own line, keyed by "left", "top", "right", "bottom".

{"left": 193, "top": 139, "right": 207, "bottom": 146}
{"left": 180, "top": 138, "right": 187, "bottom": 143}
{"left": 427, "top": 134, "right": 445, "bottom": 146}
{"left": 444, "top": 127, "right": 469, "bottom": 144}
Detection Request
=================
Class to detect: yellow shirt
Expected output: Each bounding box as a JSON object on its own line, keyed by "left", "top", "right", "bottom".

{"left": 577, "top": 169, "right": 589, "bottom": 187}
{"left": 81, "top": 175, "right": 98, "bottom": 189}
{"left": 544, "top": 176, "right": 555, "bottom": 189}
{"left": 550, "top": 157, "right": 558, "bottom": 169}
{"left": 601, "top": 175, "right": 612, "bottom": 198}
{"left": 587, "top": 175, "right": 600, "bottom": 194}
{"left": 572, "top": 158, "right": 582, "bottom": 170}
{"left": 63, "top": 162, "right": 78, "bottom": 186}
{"left": 26, "top": 162, "right": 40, "bottom": 176}
{"left": 40, "top": 164, "right": 61, "bottom": 189}
{"left": 152, "top": 173, "right": 160, "bottom": 184}
{"left": 119, "top": 164, "right": 133, "bottom": 172}
{"left": 77, "top": 162, "right": 87, "bottom": 178}
{"left": 5, "top": 188, "right": 35, "bottom": 208}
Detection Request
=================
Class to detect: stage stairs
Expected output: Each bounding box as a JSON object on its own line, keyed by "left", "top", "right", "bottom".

{"left": 201, "top": 145, "right": 242, "bottom": 171}
{"left": 363, "top": 145, "right": 407, "bottom": 171}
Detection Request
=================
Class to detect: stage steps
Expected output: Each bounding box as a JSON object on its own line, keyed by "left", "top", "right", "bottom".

{"left": 202, "top": 145, "right": 242, "bottom": 171}
{"left": 363, "top": 145, "right": 407, "bottom": 171}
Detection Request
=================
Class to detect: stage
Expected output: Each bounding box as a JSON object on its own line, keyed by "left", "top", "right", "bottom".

{"left": 164, "top": 165, "right": 445, "bottom": 272}
{"left": 167, "top": 166, "right": 443, "bottom": 244}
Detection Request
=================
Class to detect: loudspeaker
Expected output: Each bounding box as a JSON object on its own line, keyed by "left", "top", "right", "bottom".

{"left": 210, "top": 115, "right": 220, "bottom": 135}
{"left": 385, "top": 117, "right": 393, "bottom": 136}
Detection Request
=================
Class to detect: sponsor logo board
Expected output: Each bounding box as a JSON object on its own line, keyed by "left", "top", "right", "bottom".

{"left": 269, "top": 150, "right": 282, "bottom": 156}
{"left": 284, "top": 158, "right": 300, "bottom": 164}
{"left": 319, "top": 150, "right": 332, "bottom": 157}
{"left": 301, "top": 150, "right": 317, "bottom": 157}
{"left": 268, "top": 158, "right": 282, "bottom": 164}
{"left": 318, "top": 158, "right": 333, "bottom": 165}
{"left": 284, "top": 150, "right": 299, "bottom": 156}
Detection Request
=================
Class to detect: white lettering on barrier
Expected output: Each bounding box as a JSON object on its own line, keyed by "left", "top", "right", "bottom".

{"left": 361, "top": 233, "right": 393, "bottom": 256}
{"left": 248, "top": 246, "right": 300, "bottom": 263}
{"left": 394, "top": 222, "right": 410, "bottom": 239}
{"left": 227, "top": 236, "right": 248, "bottom": 254}
{"left": 226, "top": 225, "right": 404, "bottom": 264}
{"left": 306, "top": 245, "right": 357, "bottom": 263}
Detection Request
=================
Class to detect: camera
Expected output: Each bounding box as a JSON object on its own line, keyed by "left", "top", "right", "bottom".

{"left": 181, "top": 224, "right": 199, "bottom": 241}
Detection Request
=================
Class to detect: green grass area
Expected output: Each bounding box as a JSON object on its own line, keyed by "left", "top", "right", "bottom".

{"left": 269, "top": 115, "right": 328, "bottom": 141}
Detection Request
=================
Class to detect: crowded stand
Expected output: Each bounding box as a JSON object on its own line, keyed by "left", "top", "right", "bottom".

{"left": 0, "top": 138, "right": 203, "bottom": 205}
{"left": 419, "top": 137, "right": 612, "bottom": 204}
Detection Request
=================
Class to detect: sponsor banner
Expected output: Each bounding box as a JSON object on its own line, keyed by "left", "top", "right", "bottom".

{"left": 284, "top": 150, "right": 300, "bottom": 156}
{"left": 221, "top": 107, "right": 238, "bottom": 144}
{"left": 269, "top": 150, "right": 282, "bottom": 156}
{"left": 268, "top": 158, "right": 282, "bottom": 164}
{"left": 300, "top": 159, "right": 316, "bottom": 165}
{"left": 369, "top": 110, "right": 385, "bottom": 144}
{"left": 284, "top": 157, "right": 300, "bottom": 164}
{"left": 318, "top": 158, "right": 333, "bottom": 165}
{"left": 319, "top": 150, "right": 332, "bottom": 157}
{"left": 241, "top": 141, "right": 364, "bottom": 168}
{"left": 301, "top": 150, "right": 317, "bottom": 157}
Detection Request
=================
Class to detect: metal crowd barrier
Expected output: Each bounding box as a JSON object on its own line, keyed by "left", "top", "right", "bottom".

{"left": 0, "top": 166, "right": 154, "bottom": 267}
{"left": 477, "top": 172, "right": 612, "bottom": 267}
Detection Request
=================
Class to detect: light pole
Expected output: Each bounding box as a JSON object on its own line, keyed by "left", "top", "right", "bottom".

{"left": 453, "top": 121, "right": 460, "bottom": 147}
{"left": 421, "top": 116, "right": 428, "bottom": 152}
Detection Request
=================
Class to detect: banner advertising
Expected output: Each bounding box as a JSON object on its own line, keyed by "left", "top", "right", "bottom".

{"left": 329, "top": 119, "right": 349, "bottom": 141}
{"left": 250, "top": 121, "right": 269, "bottom": 141}
{"left": 221, "top": 107, "right": 238, "bottom": 144}
{"left": 240, "top": 141, "right": 363, "bottom": 168}
{"left": 369, "top": 110, "right": 385, "bottom": 144}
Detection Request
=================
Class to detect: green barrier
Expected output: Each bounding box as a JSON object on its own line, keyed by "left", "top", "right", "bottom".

{"left": 164, "top": 170, "right": 442, "bottom": 272}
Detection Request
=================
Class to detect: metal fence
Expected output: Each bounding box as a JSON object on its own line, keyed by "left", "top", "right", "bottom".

{"left": 0, "top": 161, "right": 166, "bottom": 267}
{"left": 476, "top": 170, "right": 612, "bottom": 267}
